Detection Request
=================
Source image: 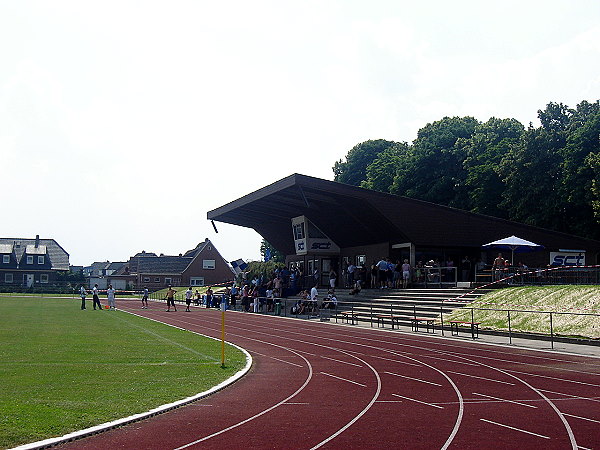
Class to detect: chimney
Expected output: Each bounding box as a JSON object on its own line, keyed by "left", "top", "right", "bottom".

{"left": 35, "top": 235, "right": 40, "bottom": 248}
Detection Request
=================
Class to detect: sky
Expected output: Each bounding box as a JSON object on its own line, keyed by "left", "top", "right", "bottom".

{"left": 1, "top": 0, "right": 599, "bottom": 267}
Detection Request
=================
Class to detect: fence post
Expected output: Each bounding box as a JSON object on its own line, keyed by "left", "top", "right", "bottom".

{"left": 440, "top": 299, "right": 445, "bottom": 336}
{"left": 471, "top": 308, "right": 475, "bottom": 339}
{"left": 507, "top": 310, "right": 512, "bottom": 344}
{"left": 550, "top": 312, "right": 554, "bottom": 349}
{"left": 370, "top": 301, "right": 373, "bottom": 328}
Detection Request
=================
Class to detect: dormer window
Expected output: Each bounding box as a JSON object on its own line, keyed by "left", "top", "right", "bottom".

{"left": 2, "top": 255, "right": 8, "bottom": 264}
{"left": 27, "top": 256, "right": 33, "bottom": 265}
{"left": 38, "top": 256, "right": 45, "bottom": 265}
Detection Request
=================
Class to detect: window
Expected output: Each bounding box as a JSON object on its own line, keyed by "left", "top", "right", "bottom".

{"left": 5, "top": 273, "right": 13, "bottom": 283}
{"left": 203, "top": 259, "right": 215, "bottom": 269}
{"left": 27, "top": 255, "right": 33, "bottom": 265}
{"left": 143, "top": 277, "right": 150, "bottom": 283}
{"left": 40, "top": 274, "right": 49, "bottom": 283}
{"left": 165, "top": 277, "right": 172, "bottom": 285}
{"left": 356, "top": 255, "right": 366, "bottom": 267}
{"left": 154, "top": 277, "right": 160, "bottom": 283}
{"left": 190, "top": 277, "right": 204, "bottom": 286}
{"left": 38, "top": 256, "right": 45, "bottom": 265}
{"left": 2, "top": 255, "right": 9, "bottom": 264}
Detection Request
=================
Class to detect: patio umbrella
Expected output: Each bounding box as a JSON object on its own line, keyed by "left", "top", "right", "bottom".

{"left": 482, "top": 235, "right": 544, "bottom": 265}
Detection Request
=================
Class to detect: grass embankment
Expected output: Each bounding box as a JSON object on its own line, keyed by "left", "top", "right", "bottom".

{"left": 446, "top": 285, "right": 600, "bottom": 339}
{"left": 0, "top": 296, "right": 247, "bottom": 449}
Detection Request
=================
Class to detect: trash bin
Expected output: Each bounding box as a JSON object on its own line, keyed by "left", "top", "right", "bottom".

{"left": 275, "top": 301, "right": 282, "bottom": 315}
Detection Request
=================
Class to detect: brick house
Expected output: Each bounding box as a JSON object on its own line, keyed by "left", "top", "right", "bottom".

{"left": 0, "top": 235, "right": 70, "bottom": 287}
{"left": 127, "top": 239, "right": 235, "bottom": 290}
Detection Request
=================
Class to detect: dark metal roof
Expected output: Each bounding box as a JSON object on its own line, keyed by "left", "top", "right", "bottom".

{"left": 137, "top": 256, "right": 193, "bottom": 274}
{"left": 0, "top": 237, "right": 70, "bottom": 270}
{"left": 207, "top": 173, "right": 600, "bottom": 255}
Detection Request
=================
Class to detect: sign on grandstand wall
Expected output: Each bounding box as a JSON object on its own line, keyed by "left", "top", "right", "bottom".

{"left": 291, "top": 215, "right": 340, "bottom": 256}
{"left": 549, "top": 251, "right": 586, "bottom": 266}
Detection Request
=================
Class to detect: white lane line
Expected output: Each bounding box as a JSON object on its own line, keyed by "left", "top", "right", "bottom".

{"left": 320, "top": 372, "right": 367, "bottom": 387}
{"left": 310, "top": 351, "right": 382, "bottom": 450}
{"left": 446, "top": 370, "right": 515, "bottom": 385}
{"left": 562, "top": 413, "right": 600, "bottom": 424}
{"left": 174, "top": 347, "right": 313, "bottom": 449}
{"left": 537, "top": 389, "right": 600, "bottom": 403}
{"left": 420, "top": 354, "right": 480, "bottom": 367}
{"left": 391, "top": 393, "right": 444, "bottom": 409}
{"left": 472, "top": 392, "right": 537, "bottom": 409}
{"left": 577, "top": 445, "right": 592, "bottom": 450}
{"left": 480, "top": 419, "right": 550, "bottom": 439}
{"left": 375, "top": 400, "right": 404, "bottom": 403}
{"left": 283, "top": 402, "right": 310, "bottom": 405}
{"left": 252, "top": 351, "right": 304, "bottom": 368}
{"left": 365, "top": 353, "right": 422, "bottom": 367}
{"left": 506, "top": 369, "right": 600, "bottom": 387}
{"left": 321, "top": 356, "right": 362, "bottom": 367}
{"left": 384, "top": 371, "right": 443, "bottom": 386}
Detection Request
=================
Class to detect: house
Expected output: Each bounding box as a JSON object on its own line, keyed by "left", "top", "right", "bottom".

{"left": 125, "top": 239, "right": 235, "bottom": 290}
{"left": 0, "top": 235, "right": 70, "bottom": 287}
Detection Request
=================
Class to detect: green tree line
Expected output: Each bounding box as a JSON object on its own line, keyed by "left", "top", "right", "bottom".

{"left": 333, "top": 100, "right": 600, "bottom": 240}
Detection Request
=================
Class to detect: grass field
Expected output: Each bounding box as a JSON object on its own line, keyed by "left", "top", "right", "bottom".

{"left": 446, "top": 285, "right": 600, "bottom": 338}
{"left": 0, "top": 296, "right": 247, "bottom": 449}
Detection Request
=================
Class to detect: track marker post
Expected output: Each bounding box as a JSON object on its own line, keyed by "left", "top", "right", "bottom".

{"left": 221, "top": 302, "right": 226, "bottom": 368}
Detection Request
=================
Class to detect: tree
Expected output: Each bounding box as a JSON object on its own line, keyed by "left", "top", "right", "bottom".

{"left": 360, "top": 142, "right": 409, "bottom": 193}
{"left": 390, "top": 116, "right": 480, "bottom": 208}
{"left": 333, "top": 139, "right": 398, "bottom": 186}
{"left": 260, "top": 239, "right": 284, "bottom": 263}
{"left": 462, "top": 117, "right": 524, "bottom": 218}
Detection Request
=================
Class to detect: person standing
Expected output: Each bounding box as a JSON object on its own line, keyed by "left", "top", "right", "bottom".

{"left": 329, "top": 269, "right": 337, "bottom": 289}
{"left": 141, "top": 287, "right": 149, "bottom": 309}
{"left": 165, "top": 285, "right": 177, "bottom": 312}
{"left": 80, "top": 285, "right": 87, "bottom": 310}
{"left": 346, "top": 262, "right": 356, "bottom": 288}
{"left": 92, "top": 284, "right": 102, "bottom": 310}
{"left": 401, "top": 259, "right": 411, "bottom": 289}
{"left": 107, "top": 284, "right": 116, "bottom": 310}
{"left": 309, "top": 283, "right": 319, "bottom": 314}
{"left": 185, "top": 287, "right": 193, "bottom": 312}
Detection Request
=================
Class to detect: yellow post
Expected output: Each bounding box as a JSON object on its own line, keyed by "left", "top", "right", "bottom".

{"left": 221, "top": 307, "right": 225, "bottom": 368}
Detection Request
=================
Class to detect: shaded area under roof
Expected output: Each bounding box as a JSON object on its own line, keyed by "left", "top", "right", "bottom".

{"left": 208, "top": 173, "right": 600, "bottom": 256}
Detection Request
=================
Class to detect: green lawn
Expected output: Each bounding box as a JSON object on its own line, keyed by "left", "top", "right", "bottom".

{"left": 446, "top": 285, "right": 600, "bottom": 338}
{"left": 0, "top": 296, "right": 247, "bottom": 448}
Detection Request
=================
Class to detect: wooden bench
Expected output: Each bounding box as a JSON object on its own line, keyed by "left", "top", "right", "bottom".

{"left": 450, "top": 320, "right": 480, "bottom": 338}
{"left": 410, "top": 317, "right": 435, "bottom": 333}
{"left": 375, "top": 314, "right": 402, "bottom": 329}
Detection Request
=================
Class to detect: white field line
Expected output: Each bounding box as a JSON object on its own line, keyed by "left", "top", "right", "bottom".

{"left": 446, "top": 370, "right": 516, "bottom": 385}
{"left": 384, "top": 371, "right": 443, "bottom": 386}
{"left": 472, "top": 392, "right": 537, "bottom": 408}
{"left": 391, "top": 393, "right": 444, "bottom": 409}
{"left": 320, "top": 372, "right": 367, "bottom": 387}
{"left": 480, "top": 419, "right": 550, "bottom": 439}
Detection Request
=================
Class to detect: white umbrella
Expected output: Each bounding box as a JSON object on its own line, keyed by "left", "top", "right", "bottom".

{"left": 482, "top": 235, "right": 544, "bottom": 265}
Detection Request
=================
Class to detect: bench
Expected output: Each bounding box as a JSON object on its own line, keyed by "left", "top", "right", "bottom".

{"left": 450, "top": 320, "right": 480, "bottom": 338}
{"left": 410, "top": 317, "right": 435, "bottom": 333}
{"left": 339, "top": 311, "right": 360, "bottom": 325}
{"left": 375, "top": 314, "right": 402, "bottom": 329}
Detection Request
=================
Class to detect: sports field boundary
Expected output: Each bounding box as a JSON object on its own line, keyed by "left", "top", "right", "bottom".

{"left": 12, "top": 310, "right": 252, "bottom": 450}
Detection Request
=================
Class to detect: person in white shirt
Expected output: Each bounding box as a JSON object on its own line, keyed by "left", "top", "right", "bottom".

{"left": 185, "top": 287, "right": 193, "bottom": 312}
{"left": 106, "top": 284, "right": 116, "bottom": 310}
{"left": 80, "top": 285, "right": 87, "bottom": 310}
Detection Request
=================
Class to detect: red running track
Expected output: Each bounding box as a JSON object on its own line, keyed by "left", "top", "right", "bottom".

{"left": 59, "top": 299, "right": 600, "bottom": 449}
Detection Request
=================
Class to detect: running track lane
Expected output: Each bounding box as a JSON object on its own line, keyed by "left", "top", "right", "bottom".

{"left": 60, "top": 299, "right": 600, "bottom": 450}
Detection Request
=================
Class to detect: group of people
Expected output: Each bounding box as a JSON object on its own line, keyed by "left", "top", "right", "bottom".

{"left": 79, "top": 284, "right": 116, "bottom": 310}
{"left": 290, "top": 284, "right": 337, "bottom": 315}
